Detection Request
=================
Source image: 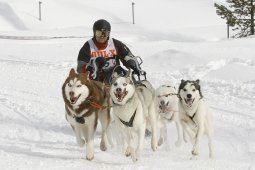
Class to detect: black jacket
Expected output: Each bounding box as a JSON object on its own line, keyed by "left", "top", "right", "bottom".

{"left": 77, "top": 37, "right": 134, "bottom": 73}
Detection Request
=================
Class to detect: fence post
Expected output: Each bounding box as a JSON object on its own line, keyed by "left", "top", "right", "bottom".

{"left": 227, "top": 24, "right": 229, "bottom": 38}
{"left": 132, "top": 2, "right": 135, "bottom": 24}
{"left": 39, "top": 1, "right": 42, "bottom": 21}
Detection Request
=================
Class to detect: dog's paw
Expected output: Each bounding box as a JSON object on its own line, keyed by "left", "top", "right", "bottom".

{"left": 131, "top": 152, "right": 139, "bottom": 163}
{"left": 125, "top": 147, "right": 131, "bottom": 157}
{"left": 151, "top": 143, "right": 158, "bottom": 151}
{"left": 158, "top": 138, "right": 163, "bottom": 146}
{"left": 86, "top": 154, "right": 94, "bottom": 161}
{"left": 131, "top": 156, "right": 139, "bottom": 163}
{"left": 100, "top": 140, "right": 107, "bottom": 151}
{"left": 192, "top": 147, "right": 199, "bottom": 156}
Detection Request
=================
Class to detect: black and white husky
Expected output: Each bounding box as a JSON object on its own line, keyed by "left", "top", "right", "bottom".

{"left": 109, "top": 70, "right": 157, "bottom": 162}
{"left": 178, "top": 79, "right": 215, "bottom": 159}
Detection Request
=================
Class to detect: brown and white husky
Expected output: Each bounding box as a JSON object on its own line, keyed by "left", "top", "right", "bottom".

{"left": 62, "top": 68, "right": 110, "bottom": 160}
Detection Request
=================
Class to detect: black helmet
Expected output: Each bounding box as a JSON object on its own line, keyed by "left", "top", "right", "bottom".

{"left": 93, "top": 19, "right": 111, "bottom": 34}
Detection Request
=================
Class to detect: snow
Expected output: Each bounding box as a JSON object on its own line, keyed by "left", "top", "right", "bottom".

{"left": 0, "top": 0, "right": 255, "bottom": 169}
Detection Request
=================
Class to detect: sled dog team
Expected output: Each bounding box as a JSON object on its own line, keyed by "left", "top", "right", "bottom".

{"left": 62, "top": 68, "right": 215, "bottom": 162}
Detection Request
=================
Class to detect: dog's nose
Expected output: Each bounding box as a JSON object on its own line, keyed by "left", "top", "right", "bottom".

{"left": 187, "top": 94, "right": 192, "bottom": 98}
{"left": 160, "top": 100, "right": 165, "bottom": 105}
{"left": 116, "top": 88, "right": 122, "bottom": 92}
{"left": 69, "top": 91, "right": 74, "bottom": 97}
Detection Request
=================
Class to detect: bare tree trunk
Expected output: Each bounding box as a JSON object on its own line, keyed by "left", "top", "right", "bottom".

{"left": 251, "top": 0, "right": 254, "bottom": 35}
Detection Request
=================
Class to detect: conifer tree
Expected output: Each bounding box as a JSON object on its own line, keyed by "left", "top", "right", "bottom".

{"left": 214, "top": 0, "right": 255, "bottom": 38}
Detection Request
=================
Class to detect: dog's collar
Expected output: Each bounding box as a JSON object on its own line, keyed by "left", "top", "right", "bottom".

{"left": 67, "top": 109, "right": 88, "bottom": 124}
{"left": 74, "top": 114, "right": 86, "bottom": 124}
{"left": 66, "top": 105, "right": 89, "bottom": 124}
{"left": 118, "top": 109, "right": 137, "bottom": 127}
{"left": 68, "top": 96, "right": 94, "bottom": 124}
{"left": 67, "top": 95, "right": 103, "bottom": 124}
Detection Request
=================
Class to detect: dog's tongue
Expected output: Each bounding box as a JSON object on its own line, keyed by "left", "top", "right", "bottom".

{"left": 185, "top": 98, "right": 193, "bottom": 106}
{"left": 115, "top": 89, "right": 128, "bottom": 102}
{"left": 117, "top": 93, "right": 122, "bottom": 99}
{"left": 159, "top": 105, "right": 169, "bottom": 113}
{"left": 70, "top": 97, "right": 77, "bottom": 103}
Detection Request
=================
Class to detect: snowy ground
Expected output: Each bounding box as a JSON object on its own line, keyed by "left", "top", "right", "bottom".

{"left": 0, "top": 0, "right": 255, "bottom": 170}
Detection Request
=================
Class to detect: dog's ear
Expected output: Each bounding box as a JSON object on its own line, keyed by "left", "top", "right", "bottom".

{"left": 112, "top": 72, "right": 119, "bottom": 79}
{"left": 181, "top": 79, "right": 185, "bottom": 83}
{"left": 195, "top": 79, "right": 200, "bottom": 84}
{"left": 80, "top": 71, "right": 90, "bottom": 81}
{"left": 69, "top": 68, "right": 76, "bottom": 77}
{"left": 126, "top": 68, "right": 132, "bottom": 78}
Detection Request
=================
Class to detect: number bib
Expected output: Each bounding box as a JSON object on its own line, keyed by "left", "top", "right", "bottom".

{"left": 88, "top": 38, "right": 118, "bottom": 70}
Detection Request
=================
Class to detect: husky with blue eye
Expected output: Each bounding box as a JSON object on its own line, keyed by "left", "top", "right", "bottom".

{"left": 178, "top": 79, "right": 215, "bottom": 159}
{"left": 109, "top": 69, "right": 157, "bottom": 163}
{"left": 62, "top": 68, "right": 110, "bottom": 161}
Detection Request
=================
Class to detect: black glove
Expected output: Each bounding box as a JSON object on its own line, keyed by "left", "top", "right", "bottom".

{"left": 95, "top": 57, "right": 106, "bottom": 69}
{"left": 86, "top": 65, "right": 93, "bottom": 72}
{"left": 126, "top": 60, "right": 140, "bottom": 74}
{"left": 132, "top": 67, "right": 140, "bottom": 75}
{"left": 86, "top": 56, "right": 106, "bottom": 79}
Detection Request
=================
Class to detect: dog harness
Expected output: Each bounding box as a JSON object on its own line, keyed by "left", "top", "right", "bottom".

{"left": 118, "top": 109, "right": 137, "bottom": 127}
{"left": 67, "top": 107, "right": 93, "bottom": 124}
{"left": 189, "top": 112, "right": 196, "bottom": 122}
{"left": 74, "top": 115, "right": 86, "bottom": 124}
{"left": 68, "top": 96, "right": 107, "bottom": 124}
{"left": 179, "top": 97, "right": 202, "bottom": 126}
{"left": 157, "top": 93, "right": 178, "bottom": 98}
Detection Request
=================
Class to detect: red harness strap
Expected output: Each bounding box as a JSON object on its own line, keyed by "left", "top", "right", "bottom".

{"left": 89, "top": 101, "right": 105, "bottom": 109}
{"left": 87, "top": 99, "right": 111, "bottom": 110}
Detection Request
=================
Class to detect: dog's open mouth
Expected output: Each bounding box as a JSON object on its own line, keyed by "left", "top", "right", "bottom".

{"left": 70, "top": 94, "right": 81, "bottom": 104}
{"left": 159, "top": 104, "right": 170, "bottom": 113}
{"left": 114, "top": 88, "right": 128, "bottom": 102}
{"left": 184, "top": 98, "right": 195, "bottom": 107}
